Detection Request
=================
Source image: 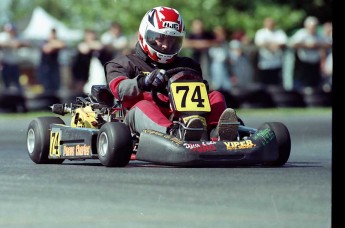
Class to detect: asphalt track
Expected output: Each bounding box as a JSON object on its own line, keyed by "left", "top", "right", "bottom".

{"left": 0, "top": 109, "right": 332, "bottom": 228}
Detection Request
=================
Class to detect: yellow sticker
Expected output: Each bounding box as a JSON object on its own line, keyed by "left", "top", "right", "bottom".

{"left": 171, "top": 82, "right": 211, "bottom": 112}
{"left": 49, "top": 129, "right": 61, "bottom": 157}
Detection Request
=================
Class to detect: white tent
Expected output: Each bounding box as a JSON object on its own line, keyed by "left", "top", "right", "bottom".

{"left": 22, "top": 7, "right": 83, "bottom": 42}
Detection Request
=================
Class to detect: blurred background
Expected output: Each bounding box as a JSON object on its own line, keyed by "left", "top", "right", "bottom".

{"left": 0, "top": 0, "right": 332, "bottom": 113}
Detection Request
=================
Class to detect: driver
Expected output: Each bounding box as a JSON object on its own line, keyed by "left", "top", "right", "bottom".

{"left": 105, "top": 6, "right": 239, "bottom": 141}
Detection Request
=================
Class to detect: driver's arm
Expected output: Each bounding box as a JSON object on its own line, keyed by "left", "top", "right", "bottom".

{"left": 105, "top": 56, "right": 145, "bottom": 107}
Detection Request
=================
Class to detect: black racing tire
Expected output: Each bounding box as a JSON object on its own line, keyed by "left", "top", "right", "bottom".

{"left": 97, "top": 122, "right": 132, "bottom": 167}
{"left": 261, "top": 122, "right": 291, "bottom": 167}
{"left": 26, "top": 117, "right": 65, "bottom": 164}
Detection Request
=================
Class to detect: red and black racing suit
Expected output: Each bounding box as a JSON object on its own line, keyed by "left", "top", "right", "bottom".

{"left": 105, "top": 42, "right": 228, "bottom": 135}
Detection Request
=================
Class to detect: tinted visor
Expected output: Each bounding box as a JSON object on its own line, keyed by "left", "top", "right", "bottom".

{"left": 145, "top": 30, "right": 183, "bottom": 55}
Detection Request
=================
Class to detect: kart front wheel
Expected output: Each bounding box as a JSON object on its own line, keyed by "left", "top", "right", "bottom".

{"left": 261, "top": 122, "right": 291, "bottom": 166}
{"left": 97, "top": 122, "right": 132, "bottom": 167}
{"left": 27, "top": 117, "right": 65, "bottom": 164}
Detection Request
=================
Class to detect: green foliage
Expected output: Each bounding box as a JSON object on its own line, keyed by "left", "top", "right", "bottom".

{"left": 3, "top": 0, "right": 330, "bottom": 39}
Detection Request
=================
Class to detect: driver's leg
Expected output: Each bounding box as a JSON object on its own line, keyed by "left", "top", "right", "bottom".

{"left": 207, "top": 91, "right": 239, "bottom": 141}
{"left": 124, "top": 100, "right": 172, "bottom": 135}
{"left": 125, "top": 100, "right": 204, "bottom": 141}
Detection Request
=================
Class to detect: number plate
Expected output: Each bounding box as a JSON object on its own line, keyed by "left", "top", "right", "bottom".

{"left": 50, "top": 128, "right": 61, "bottom": 157}
{"left": 170, "top": 82, "right": 211, "bottom": 112}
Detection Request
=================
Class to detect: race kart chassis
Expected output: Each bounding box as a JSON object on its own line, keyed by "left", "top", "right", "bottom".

{"left": 27, "top": 68, "right": 291, "bottom": 167}
{"left": 47, "top": 122, "right": 287, "bottom": 167}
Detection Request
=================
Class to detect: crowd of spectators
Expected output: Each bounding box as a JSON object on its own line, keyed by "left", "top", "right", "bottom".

{"left": 0, "top": 16, "right": 332, "bottom": 98}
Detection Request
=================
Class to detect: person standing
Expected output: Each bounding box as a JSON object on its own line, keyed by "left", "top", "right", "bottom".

{"left": 289, "top": 16, "right": 332, "bottom": 90}
{"left": 37, "top": 28, "right": 65, "bottom": 94}
{"left": 254, "top": 17, "right": 288, "bottom": 86}
{"left": 208, "top": 26, "right": 235, "bottom": 93}
{"left": 99, "top": 22, "right": 128, "bottom": 65}
{"left": 320, "top": 21, "right": 332, "bottom": 91}
{"left": 0, "top": 23, "right": 29, "bottom": 94}
{"left": 228, "top": 39, "right": 254, "bottom": 87}
{"left": 184, "top": 18, "right": 215, "bottom": 83}
{"left": 72, "top": 29, "right": 103, "bottom": 94}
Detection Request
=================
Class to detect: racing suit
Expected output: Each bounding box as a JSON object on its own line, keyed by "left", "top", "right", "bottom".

{"left": 105, "top": 42, "right": 228, "bottom": 135}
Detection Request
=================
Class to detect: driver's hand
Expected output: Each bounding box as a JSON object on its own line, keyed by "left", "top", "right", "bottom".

{"left": 144, "top": 69, "right": 167, "bottom": 90}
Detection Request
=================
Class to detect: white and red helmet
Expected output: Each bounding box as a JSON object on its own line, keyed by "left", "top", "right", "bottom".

{"left": 138, "top": 6, "right": 185, "bottom": 64}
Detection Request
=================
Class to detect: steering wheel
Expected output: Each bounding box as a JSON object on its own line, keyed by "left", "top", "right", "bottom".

{"left": 151, "top": 67, "right": 202, "bottom": 108}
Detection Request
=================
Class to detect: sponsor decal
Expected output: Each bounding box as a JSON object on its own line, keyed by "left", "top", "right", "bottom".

{"left": 143, "top": 129, "right": 183, "bottom": 145}
{"left": 63, "top": 145, "right": 75, "bottom": 156}
{"left": 164, "top": 135, "right": 184, "bottom": 145}
{"left": 162, "top": 21, "right": 179, "bottom": 30}
{"left": 252, "top": 128, "right": 275, "bottom": 145}
{"left": 183, "top": 141, "right": 216, "bottom": 152}
{"left": 63, "top": 144, "right": 91, "bottom": 157}
{"left": 76, "top": 145, "right": 91, "bottom": 156}
{"left": 144, "top": 129, "right": 165, "bottom": 136}
{"left": 224, "top": 140, "right": 256, "bottom": 150}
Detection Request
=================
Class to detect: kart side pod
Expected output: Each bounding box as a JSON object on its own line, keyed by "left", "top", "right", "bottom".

{"left": 135, "top": 123, "right": 287, "bottom": 166}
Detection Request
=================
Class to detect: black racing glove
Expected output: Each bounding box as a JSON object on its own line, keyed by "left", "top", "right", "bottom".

{"left": 138, "top": 69, "right": 167, "bottom": 91}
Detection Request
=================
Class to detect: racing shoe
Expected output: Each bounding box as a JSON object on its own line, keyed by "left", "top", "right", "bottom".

{"left": 168, "top": 118, "right": 205, "bottom": 141}
{"left": 183, "top": 117, "right": 205, "bottom": 141}
{"left": 211, "top": 108, "right": 239, "bottom": 141}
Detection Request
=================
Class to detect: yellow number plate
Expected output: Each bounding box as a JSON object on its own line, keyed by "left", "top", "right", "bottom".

{"left": 171, "top": 82, "right": 211, "bottom": 112}
{"left": 49, "top": 128, "right": 61, "bottom": 157}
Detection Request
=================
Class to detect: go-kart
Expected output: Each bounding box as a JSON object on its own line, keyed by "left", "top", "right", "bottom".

{"left": 26, "top": 67, "right": 291, "bottom": 167}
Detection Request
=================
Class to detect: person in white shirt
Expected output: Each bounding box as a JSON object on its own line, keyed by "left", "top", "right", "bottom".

{"left": 99, "top": 22, "right": 128, "bottom": 64}
{"left": 254, "top": 17, "right": 288, "bottom": 86}
{"left": 289, "top": 16, "right": 332, "bottom": 90}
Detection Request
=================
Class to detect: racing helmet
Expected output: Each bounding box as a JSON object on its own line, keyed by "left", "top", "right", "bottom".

{"left": 138, "top": 6, "right": 185, "bottom": 64}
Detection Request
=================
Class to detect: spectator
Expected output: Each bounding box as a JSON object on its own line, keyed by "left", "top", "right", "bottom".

{"left": 322, "top": 23, "right": 332, "bottom": 59}
{"left": 254, "top": 17, "right": 288, "bottom": 86}
{"left": 320, "top": 21, "right": 332, "bottom": 91}
{"left": 99, "top": 22, "right": 128, "bottom": 65}
{"left": 72, "top": 29, "right": 103, "bottom": 94}
{"left": 228, "top": 39, "right": 254, "bottom": 87}
{"left": 37, "top": 28, "right": 65, "bottom": 94}
{"left": 322, "top": 52, "right": 332, "bottom": 89}
{"left": 289, "top": 16, "right": 332, "bottom": 90}
{"left": 208, "top": 26, "right": 234, "bottom": 93}
{"left": 231, "top": 30, "right": 257, "bottom": 84}
{"left": 231, "top": 30, "right": 251, "bottom": 46}
{"left": 0, "top": 23, "right": 29, "bottom": 94}
{"left": 184, "top": 18, "right": 215, "bottom": 82}
{"left": 184, "top": 19, "right": 215, "bottom": 62}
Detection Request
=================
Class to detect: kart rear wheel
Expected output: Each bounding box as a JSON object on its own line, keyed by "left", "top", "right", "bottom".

{"left": 97, "top": 122, "right": 132, "bottom": 167}
{"left": 27, "top": 117, "right": 65, "bottom": 164}
{"left": 261, "top": 122, "right": 291, "bottom": 166}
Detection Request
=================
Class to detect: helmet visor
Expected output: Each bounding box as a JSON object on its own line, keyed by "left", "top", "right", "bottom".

{"left": 145, "top": 30, "right": 183, "bottom": 55}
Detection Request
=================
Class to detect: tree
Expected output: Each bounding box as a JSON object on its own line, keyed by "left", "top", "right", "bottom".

{"left": 3, "top": 0, "right": 331, "bottom": 40}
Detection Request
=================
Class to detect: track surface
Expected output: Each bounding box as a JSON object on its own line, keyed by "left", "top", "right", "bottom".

{"left": 0, "top": 109, "right": 332, "bottom": 228}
